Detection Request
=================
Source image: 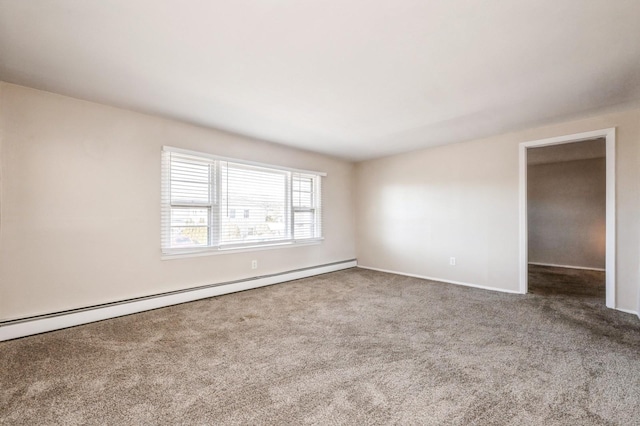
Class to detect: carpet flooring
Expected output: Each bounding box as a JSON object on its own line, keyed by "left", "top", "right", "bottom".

{"left": 1, "top": 266, "right": 639, "bottom": 425}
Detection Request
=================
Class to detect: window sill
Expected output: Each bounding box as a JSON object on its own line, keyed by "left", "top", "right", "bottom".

{"left": 161, "top": 239, "right": 324, "bottom": 260}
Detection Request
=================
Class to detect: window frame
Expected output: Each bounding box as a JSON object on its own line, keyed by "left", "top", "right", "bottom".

{"left": 161, "top": 146, "right": 325, "bottom": 258}
{"left": 292, "top": 172, "right": 322, "bottom": 240}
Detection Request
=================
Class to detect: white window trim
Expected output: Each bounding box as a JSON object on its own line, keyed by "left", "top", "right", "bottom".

{"left": 161, "top": 146, "right": 325, "bottom": 258}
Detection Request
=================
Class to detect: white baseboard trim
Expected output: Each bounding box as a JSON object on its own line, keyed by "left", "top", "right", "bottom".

{"left": 615, "top": 307, "right": 639, "bottom": 316}
{"left": 528, "top": 262, "right": 605, "bottom": 272}
{"left": 357, "top": 265, "right": 522, "bottom": 294}
{"left": 0, "top": 260, "right": 357, "bottom": 342}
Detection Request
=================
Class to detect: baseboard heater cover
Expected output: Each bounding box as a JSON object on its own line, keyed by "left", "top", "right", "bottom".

{"left": 0, "top": 259, "right": 357, "bottom": 342}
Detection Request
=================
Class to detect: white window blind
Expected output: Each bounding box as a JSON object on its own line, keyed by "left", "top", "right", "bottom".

{"left": 161, "top": 147, "right": 323, "bottom": 254}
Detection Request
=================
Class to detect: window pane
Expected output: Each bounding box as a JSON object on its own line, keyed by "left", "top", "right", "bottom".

{"left": 171, "top": 157, "right": 211, "bottom": 204}
{"left": 220, "top": 163, "right": 288, "bottom": 244}
{"left": 293, "top": 174, "right": 318, "bottom": 239}
{"left": 294, "top": 210, "right": 315, "bottom": 239}
{"left": 293, "top": 174, "right": 314, "bottom": 209}
{"left": 292, "top": 176, "right": 312, "bottom": 192}
{"left": 293, "top": 191, "right": 313, "bottom": 208}
{"left": 170, "top": 207, "right": 209, "bottom": 247}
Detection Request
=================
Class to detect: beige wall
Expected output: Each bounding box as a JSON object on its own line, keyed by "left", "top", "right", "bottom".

{"left": 528, "top": 157, "right": 606, "bottom": 269}
{"left": 0, "top": 83, "right": 356, "bottom": 321}
{"left": 2, "top": 80, "right": 639, "bottom": 320}
{"left": 355, "top": 108, "right": 640, "bottom": 312}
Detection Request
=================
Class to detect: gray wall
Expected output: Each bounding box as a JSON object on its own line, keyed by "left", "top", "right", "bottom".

{"left": 528, "top": 157, "right": 606, "bottom": 269}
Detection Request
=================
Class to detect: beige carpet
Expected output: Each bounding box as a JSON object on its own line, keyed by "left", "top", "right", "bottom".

{"left": 1, "top": 266, "right": 639, "bottom": 425}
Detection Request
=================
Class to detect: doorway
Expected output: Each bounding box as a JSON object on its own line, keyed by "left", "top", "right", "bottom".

{"left": 518, "top": 128, "right": 616, "bottom": 308}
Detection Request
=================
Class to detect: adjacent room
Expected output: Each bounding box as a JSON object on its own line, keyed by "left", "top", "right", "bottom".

{"left": 1, "top": 1, "right": 640, "bottom": 424}
{"left": 527, "top": 139, "right": 608, "bottom": 302}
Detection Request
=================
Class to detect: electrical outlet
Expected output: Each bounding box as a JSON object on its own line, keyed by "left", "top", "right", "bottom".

{"left": 251, "top": 260, "right": 258, "bottom": 270}
{"left": 449, "top": 257, "right": 456, "bottom": 266}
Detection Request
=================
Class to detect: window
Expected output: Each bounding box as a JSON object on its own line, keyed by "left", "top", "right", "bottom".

{"left": 161, "top": 147, "right": 323, "bottom": 255}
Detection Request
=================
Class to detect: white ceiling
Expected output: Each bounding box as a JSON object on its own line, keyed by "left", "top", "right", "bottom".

{"left": 1, "top": 1, "right": 639, "bottom": 161}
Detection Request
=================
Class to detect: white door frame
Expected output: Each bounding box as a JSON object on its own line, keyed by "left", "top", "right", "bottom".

{"left": 518, "top": 128, "right": 616, "bottom": 308}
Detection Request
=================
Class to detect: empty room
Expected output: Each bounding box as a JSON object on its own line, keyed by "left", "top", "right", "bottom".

{"left": 527, "top": 139, "right": 608, "bottom": 302}
{"left": 1, "top": 1, "right": 640, "bottom": 425}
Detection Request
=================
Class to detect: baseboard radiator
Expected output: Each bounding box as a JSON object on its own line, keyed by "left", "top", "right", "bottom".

{"left": 0, "top": 259, "right": 357, "bottom": 342}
